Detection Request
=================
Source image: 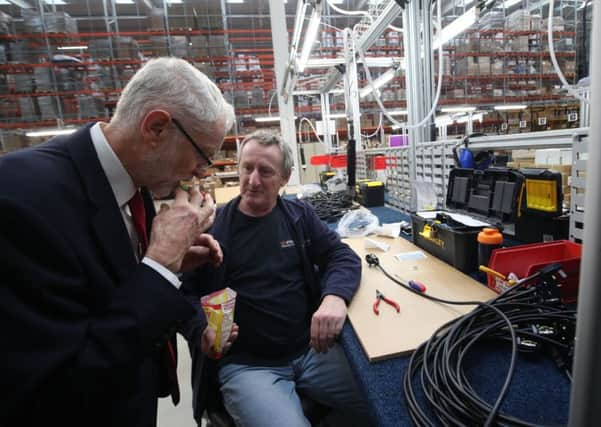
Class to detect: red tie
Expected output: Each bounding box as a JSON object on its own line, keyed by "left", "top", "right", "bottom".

{"left": 128, "top": 190, "right": 181, "bottom": 405}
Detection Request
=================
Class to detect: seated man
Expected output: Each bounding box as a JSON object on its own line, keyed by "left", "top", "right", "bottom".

{"left": 182, "top": 130, "right": 372, "bottom": 427}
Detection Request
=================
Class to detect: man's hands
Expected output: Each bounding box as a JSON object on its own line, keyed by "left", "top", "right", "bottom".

{"left": 201, "top": 323, "right": 239, "bottom": 359}
{"left": 145, "top": 187, "right": 220, "bottom": 273}
{"left": 310, "top": 295, "right": 347, "bottom": 353}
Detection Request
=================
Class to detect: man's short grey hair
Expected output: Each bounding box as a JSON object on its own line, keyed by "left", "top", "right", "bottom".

{"left": 239, "top": 130, "right": 293, "bottom": 178}
{"left": 112, "top": 57, "right": 235, "bottom": 136}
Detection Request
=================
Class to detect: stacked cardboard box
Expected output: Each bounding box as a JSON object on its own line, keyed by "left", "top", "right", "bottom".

{"left": 22, "top": 9, "right": 77, "bottom": 33}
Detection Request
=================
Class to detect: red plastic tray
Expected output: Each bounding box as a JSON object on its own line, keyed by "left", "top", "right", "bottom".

{"left": 487, "top": 240, "right": 582, "bottom": 303}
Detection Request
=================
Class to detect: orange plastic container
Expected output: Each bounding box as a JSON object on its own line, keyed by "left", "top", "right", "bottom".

{"left": 487, "top": 240, "right": 582, "bottom": 303}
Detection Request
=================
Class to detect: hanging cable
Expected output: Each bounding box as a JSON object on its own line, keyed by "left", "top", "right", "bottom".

{"left": 352, "top": 0, "right": 444, "bottom": 130}
{"left": 326, "top": 0, "right": 372, "bottom": 19}
{"left": 298, "top": 117, "right": 324, "bottom": 145}
{"left": 361, "top": 112, "right": 383, "bottom": 139}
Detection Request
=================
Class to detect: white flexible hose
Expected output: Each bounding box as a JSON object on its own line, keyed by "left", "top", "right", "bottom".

{"left": 326, "top": 0, "right": 372, "bottom": 18}
{"left": 353, "top": 0, "right": 444, "bottom": 130}
{"left": 299, "top": 117, "right": 324, "bottom": 145}
{"left": 362, "top": 112, "right": 383, "bottom": 138}
{"left": 547, "top": 0, "right": 590, "bottom": 103}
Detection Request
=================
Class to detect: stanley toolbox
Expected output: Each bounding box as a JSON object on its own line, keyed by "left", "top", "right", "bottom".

{"left": 411, "top": 167, "right": 524, "bottom": 273}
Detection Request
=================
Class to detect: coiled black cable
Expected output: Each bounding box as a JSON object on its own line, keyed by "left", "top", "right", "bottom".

{"left": 303, "top": 191, "right": 355, "bottom": 222}
{"left": 365, "top": 254, "right": 576, "bottom": 426}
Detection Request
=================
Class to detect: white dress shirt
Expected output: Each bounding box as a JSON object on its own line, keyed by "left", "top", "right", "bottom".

{"left": 90, "top": 122, "right": 181, "bottom": 289}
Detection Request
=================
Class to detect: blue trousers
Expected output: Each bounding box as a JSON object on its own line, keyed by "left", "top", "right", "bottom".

{"left": 217, "top": 344, "right": 372, "bottom": 427}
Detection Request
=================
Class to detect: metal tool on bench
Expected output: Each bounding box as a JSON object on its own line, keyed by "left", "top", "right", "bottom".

{"left": 372, "top": 290, "right": 400, "bottom": 315}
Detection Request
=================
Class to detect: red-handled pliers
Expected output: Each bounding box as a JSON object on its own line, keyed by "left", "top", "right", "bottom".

{"left": 373, "top": 290, "right": 400, "bottom": 315}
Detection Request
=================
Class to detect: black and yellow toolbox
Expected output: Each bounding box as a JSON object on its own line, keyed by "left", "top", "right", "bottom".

{"left": 355, "top": 180, "right": 385, "bottom": 207}
{"left": 514, "top": 168, "right": 567, "bottom": 242}
{"left": 411, "top": 167, "right": 524, "bottom": 273}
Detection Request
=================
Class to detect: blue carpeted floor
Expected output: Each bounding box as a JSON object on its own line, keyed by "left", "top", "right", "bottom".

{"left": 335, "top": 205, "right": 571, "bottom": 426}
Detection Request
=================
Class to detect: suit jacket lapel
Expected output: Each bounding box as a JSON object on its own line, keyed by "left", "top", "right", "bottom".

{"left": 67, "top": 124, "right": 137, "bottom": 284}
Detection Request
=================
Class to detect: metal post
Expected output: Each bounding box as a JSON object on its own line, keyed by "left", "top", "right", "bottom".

{"left": 568, "top": 0, "right": 601, "bottom": 425}
{"left": 421, "top": 0, "right": 433, "bottom": 143}
{"left": 343, "top": 29, "right": 362, "bottom": 148}
{"left": 320, "top": 92, "right": 332, "bottom": 153}
{"left": 162, "top": 0, "right": 172, "bottom": 55}
{"left": 101, "top": 0, "right": 120, "bottom": 89}
{"left": 402, "top": 3, "right": 420, "bottom": 184}
{"left": 219, "top": 0, "right": 238, "bottom": 138}
{"left": 268, "top": 0, "right": 300, "bottom": 186}
{"left": 38, "top": 0, "right": 65, "bottom": 124}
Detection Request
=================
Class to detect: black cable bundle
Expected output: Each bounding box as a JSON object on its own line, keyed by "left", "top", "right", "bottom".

{"left": 303, "top": 191, "right": 354, "bottom": 222}
{"left": 365, "top": 255, "right": 576, "bottom": 426}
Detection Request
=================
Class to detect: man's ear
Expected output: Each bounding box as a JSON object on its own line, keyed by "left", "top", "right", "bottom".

{"left": 280, "top": 173, "right": 291, "bottom": 189}
{"left": 140, "top": 110, "right": 172, "bottom": 147}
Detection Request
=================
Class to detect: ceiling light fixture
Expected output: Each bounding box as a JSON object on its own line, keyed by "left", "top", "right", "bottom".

{"left": 388, "top": 110, "right": 408, "bottom": 116}
{"left": 494, "top": 104, "right": 527, "bottom": 111}
{"left": 254, "top": 116, "right": 297, "bottom": 123}
{"left": 441, "top": 106, "right": 476, "bottom": 113}
{"left": 57, "top": 45, "right": 88, "bottom": 50}
{"left": 26, "top": 128, "right": 77, "bottom": 137}
{"left": 359, "top": 67, "right": 398, "bottom": 98}
{"left": 297, "top": 5, "right": 322, "bottom": 73}
{"left": 503, "top": 0, "right": 521, "bottom": 8}
{"left": 432, "top": 6, "right": 478, "bottom": 50}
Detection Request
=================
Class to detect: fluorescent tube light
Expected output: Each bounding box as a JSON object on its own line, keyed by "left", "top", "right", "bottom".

{"left": 432, "top": 7, "right": 478, "bottom": 50}
{"left": 57, "top": 45, "right": 88, "bottom": 50}
{"left": 297, "top": 7, "right": 321, "bottom": 73}
{"left": 226, "top": 0, "right": 244, "bottom": 3}
{"left": 305, "top": 56, "right": 403, "bottom": 69}
{"left": 503, "top": 0, "right": 521, "bottom": 8}
{"left": 43, "top": 0, "right": 66, "bottom": 4}
{"left": 494, "top": 104, "right": 527, "bottom": 111}
{"left": 0, "top": 1, "right": 11, "bottom": 4}
{"left": 254, "top": 116, "right": 297, "bottom": 123}
{"left": 359, "top": 68, "right": 397, "bottom": 98}
{"left": 441, "top": 106, "right": 476, "bottom": 113}
{"left": 328, "top": 113, "right": 347, "bottom": 119}
{"left": 388, "top": 110, "right": 407, "bottom": 116}
{"left": 254, "top": 116, "right": 281, "bottom": 123}
{"left": 5, "top": 0, "right": 31, "bottom": 7}
{"left": 115, "top": 0, "right": 135, "bottom": 3}
{"left": 26, "top": 128, "right": 77, "bottom": 137}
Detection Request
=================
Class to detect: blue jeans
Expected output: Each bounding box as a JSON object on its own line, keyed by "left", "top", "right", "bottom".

{"left": 217, "top": 344, "right": 372, "bottom": 427}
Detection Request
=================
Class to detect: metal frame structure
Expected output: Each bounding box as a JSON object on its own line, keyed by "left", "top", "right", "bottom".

{"left": 568, "top": 0, "right": 601, "bottom": 419}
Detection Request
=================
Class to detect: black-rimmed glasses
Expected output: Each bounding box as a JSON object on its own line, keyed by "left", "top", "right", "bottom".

{"left": 172, "top": 118, "right": 213, "bottom": 168}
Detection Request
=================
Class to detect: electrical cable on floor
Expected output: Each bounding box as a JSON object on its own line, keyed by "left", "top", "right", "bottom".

{"left": 365, "top": 254, "right": 576, "bottom": 426}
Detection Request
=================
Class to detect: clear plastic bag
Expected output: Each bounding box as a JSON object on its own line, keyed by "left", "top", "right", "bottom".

{"left": 298, "top": 184, "right": 324, "bottom": 199}
{"left": 336, "top": 208, "right": 380, "bottom": 237}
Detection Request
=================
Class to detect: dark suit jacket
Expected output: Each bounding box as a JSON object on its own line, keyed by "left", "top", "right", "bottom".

{"left": 0, "top": 125, "right": 196, "bottom": 427}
